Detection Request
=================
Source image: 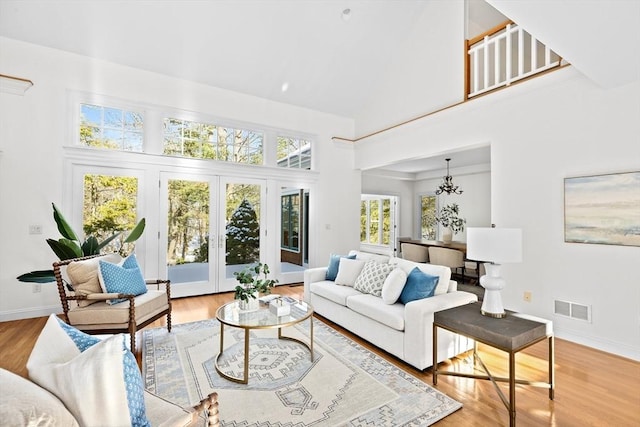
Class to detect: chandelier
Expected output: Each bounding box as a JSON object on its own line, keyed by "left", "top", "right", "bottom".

{"left": 435, "top": 158, "right": 463, "bottom": 195}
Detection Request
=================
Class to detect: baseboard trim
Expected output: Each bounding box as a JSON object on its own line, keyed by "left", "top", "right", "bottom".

{"left": 555, "top": 326, "right": 640, "bottom": 362}
{"left": 0, "top": 306, "right": 59, "bottom": 322}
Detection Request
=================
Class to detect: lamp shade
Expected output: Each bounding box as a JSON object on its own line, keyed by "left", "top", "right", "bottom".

{"left": 467, "top": 228, "right": 522, "bottom": 263}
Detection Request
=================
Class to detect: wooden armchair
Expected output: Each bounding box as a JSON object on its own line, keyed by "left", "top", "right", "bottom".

{"left": 53, "top": 253, "right": 172, "bottom": 353}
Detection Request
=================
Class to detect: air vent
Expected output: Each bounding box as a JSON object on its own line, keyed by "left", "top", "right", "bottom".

{"left": 554, "top": 299, "right": 591, "bottom": 322}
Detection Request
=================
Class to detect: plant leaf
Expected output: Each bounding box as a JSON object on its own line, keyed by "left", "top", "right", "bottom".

{"left": 17, "top": 270, "right": 55, "bottom": 283}
{"left": 124, "top": 218, "right": 146, "bottom": 243}
{"left": 96, "top": 232, "right": 121, "bottom": 251}
{"left": 52, "top": 203, "right": 79, "bottom": 241}
{"left": 81, "top": 236, "right": 100, "bottom": 255}
{"left": 47, "top": 238, "right": 82, "bottom": 260}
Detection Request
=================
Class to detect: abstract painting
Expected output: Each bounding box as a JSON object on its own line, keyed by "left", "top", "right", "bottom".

{"left": 564, "top": 171, "right": 640, "bottom": 247}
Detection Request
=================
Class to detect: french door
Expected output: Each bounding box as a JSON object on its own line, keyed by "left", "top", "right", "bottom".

{"left": 159, "top": 173, "right": 266, "bottom": 297}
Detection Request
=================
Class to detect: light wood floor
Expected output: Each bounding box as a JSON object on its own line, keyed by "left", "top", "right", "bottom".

{"left": 2, "top": 285, "right": 639, "bottom": 426}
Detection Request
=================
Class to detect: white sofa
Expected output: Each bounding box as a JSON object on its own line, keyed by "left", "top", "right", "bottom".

{"left": 303, "top": 250, "right": 478, "bottom": 370}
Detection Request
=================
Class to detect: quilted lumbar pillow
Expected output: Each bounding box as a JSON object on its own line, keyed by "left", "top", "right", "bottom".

{"left": 353, "top": 260, "right": 394, "bottom": 296}
{"left": 98, "top": 254, "right": 147, "bottom": 304}
{"left": 66, "top": 253, "right": 122, "bottom": 307}
{"left": 27, "top": 314, "right": 150, "bottom": 427}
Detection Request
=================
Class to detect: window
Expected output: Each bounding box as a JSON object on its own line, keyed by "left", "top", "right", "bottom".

{"left": 277, "top": 136, "right": 311, "bottom": 169}
{"left": 361, "top": 195, "right": 395, "bottom": 247}
{"left": 83, "top": 173, "right": 139, "bottom": 254}
{"left": 281, "top": 193, "right": 300, "bottom": 251}
{"left": 164, "top": 118, "right": 263, "bottom": 164}
{"left": 420, "top": 194, "right": 437, "bottom": 240}
{"left": 80, "top": 104, "right": 143, "bottom": 151}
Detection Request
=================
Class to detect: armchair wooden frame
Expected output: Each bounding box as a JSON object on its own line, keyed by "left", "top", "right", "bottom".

{"left": 53, "top": 254, "right": 172, "bottom": 353}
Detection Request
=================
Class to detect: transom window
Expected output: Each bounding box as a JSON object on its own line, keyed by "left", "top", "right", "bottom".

{"left": 164, "top": 118, "right": 263, "bottom": 164}
{"left": 277, "top": 136, "right": 311, "bottom": 169}
{"left": 80, "top": 104, "right": 143, "bottom": 151}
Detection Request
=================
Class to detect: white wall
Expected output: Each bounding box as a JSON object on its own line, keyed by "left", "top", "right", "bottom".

{"left": 354, "top": 0, "right": 465, "bottom": 136}
{"left": 355, "top": 67, "right": 640, "bottom": 360}
{"left": 0, "top": 37, "right": 361, "bottom": 320}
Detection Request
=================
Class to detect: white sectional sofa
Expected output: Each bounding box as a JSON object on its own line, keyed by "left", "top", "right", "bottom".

{"left": 303, "top": 250, "right": 478, "bottom": 370}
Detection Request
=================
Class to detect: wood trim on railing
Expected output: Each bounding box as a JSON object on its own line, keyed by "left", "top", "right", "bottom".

{"left": 331, "top": 62, "right": 570, "bottom": 144}
{"left": 0, "top": 73, "right": 34, "bottom": 85}
{"left": 467, "top": 19, "right": 514, "bottom": 46}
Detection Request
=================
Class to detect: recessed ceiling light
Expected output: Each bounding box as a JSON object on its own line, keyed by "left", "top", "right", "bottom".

{"left": 281, "top": 82, "right": 289, "bottom": 92}
{"left": 342, "top": 8, "right": 352, "bottom": 22}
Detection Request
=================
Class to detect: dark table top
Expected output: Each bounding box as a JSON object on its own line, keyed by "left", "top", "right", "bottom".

{"left": 434, "top": 302, "right": 549, "bottom": 352}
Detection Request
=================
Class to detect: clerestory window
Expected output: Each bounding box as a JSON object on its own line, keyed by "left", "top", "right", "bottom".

{"left": 277, "top": 136, "right": 311, "bottom": 169}
{"left": 163, "top": 118, "right": 263, "bottom": 164}
{"left": 80, "top": 104, "right": 144, "bottom": 151}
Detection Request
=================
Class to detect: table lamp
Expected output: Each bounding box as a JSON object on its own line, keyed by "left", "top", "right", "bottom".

{"left": 467, "top": 227, "right": 522, "bottom": 318}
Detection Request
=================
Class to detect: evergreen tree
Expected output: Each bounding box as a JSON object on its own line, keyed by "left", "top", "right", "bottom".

{"left": 225, "top": 199, "right": 260, "bottom": 264}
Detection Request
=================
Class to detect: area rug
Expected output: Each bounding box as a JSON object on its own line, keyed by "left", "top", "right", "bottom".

{"left": 142, "top": 317, "right": 462, "bottom": 426}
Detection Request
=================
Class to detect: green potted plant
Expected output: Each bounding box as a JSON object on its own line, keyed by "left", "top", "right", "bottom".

{"left": 435, "top": 203, "right": 466, "bottom": 243}
{"left": 17, "top": 203, "right": 145, "bottom": 284}
{"left": 233, "top": 263, "right": 278, "bottom": 311}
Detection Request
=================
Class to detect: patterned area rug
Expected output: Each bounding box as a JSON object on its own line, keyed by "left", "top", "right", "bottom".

{"left": 142, "top": 316, "right": 461, "bottom": 426}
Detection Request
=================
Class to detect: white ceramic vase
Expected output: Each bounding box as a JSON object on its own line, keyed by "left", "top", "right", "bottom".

{"left": 442, "top": 227, "right": 453, "bottom": 243}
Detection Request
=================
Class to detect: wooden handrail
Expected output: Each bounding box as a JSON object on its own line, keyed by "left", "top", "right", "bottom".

{"left": 467, "top": 19, "right": 514, "bottom": 46}
{"left": 0, "top": 73, "right": 34, "bottom": 85}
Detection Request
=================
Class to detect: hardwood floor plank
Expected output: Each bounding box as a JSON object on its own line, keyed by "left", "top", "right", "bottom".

{"left": 1, "top": 285, "right": 639, "bottom": 426}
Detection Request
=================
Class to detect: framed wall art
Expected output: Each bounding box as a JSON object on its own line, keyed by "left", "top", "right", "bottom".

{"left": 564, "top": 171, "right": 640, "bottom": 247}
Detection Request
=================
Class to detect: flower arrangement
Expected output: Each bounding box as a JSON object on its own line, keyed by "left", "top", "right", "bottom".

{"left": 435, "top": 203, "right": 466, "bottom": 234}
{"left": 233, "top": 263, "right": 278, "bottom": 304}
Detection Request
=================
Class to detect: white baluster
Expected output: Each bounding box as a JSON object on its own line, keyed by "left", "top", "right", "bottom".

{"left": 518, "top": 26, "right": 524, "bottom": 78}
{"left": 545, "top": 45, "right": 551, "bottom": 67}
{"left": 473, "top": 48, "right": 479, "bottom": 94}
{"left": 505, "top": 24, "right": 512, "bottom": 85}
{"left": 531, "top": 33, "right": 537, "bottom": 71}
{"left": 484, "top": 36, "right": 489, "bottom": 90}
{"left": 495, "top": 36, "right": 501, "bottom": 86}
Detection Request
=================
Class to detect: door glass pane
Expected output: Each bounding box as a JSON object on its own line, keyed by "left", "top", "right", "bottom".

{"left": 167, "top": 179, "right": 210, "bottom": 284}
{"left": 225, "top": 183, "right": 261, "bottom": 278}
{"left": 83, "top": 174, "right": 138, "bottom": 255}
{"left": 421, "top": 195, "right": 437, "bottom": 240}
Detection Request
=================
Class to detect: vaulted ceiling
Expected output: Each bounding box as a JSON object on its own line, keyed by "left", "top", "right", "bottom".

{"left": 2, "top": 0, "right": 637, "bottom": 120}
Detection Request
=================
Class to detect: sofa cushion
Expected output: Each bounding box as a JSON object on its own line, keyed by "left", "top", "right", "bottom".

{"left": 391, "top": 257, "right": 452, "bottom": 296}
{"left": 353, "top": 260, "right": 394, "bottom": 296}
{"left": 346, "top": 294, "right": 405, "bottom": 331}
{"left": 0, "top": 367, "right": 79, "bottom": 427}
{"left": 325, "top": 253, "right": 356, "bottom": 281}
{"left": 349, "top": 250, "right": 391, "bottom": 264}
{"left": 27, "top": 314, "right": 150, "bottom": 427}
{"left": 399, "top": 267, "right": 439, "bottom": 304}
{"left": 66, "top": 253, "right": 122, "bottom": 307}
{"left": 335, "top": 258, "right": 366, "bottom": 286}
{"left": 381, "top": 268, "right": 408, "bottom": 304}
{"left": 310, "top": 281, "right": 363, "bottom": 306}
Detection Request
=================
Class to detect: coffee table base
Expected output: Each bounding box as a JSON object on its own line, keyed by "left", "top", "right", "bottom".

{"left": 214, "top": 317, "right": 314, "bottom": 384}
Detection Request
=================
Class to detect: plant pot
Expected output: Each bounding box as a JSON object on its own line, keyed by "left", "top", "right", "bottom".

{"left": 237, "top": 292, "right": 259, "bottom": 312}
{"left": 442, "top": 227, "right": 453, "bottom": 244}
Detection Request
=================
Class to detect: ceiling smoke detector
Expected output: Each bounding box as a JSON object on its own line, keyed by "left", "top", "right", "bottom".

{"left": 341, "top": 8, "right": 352, "bottom": 22}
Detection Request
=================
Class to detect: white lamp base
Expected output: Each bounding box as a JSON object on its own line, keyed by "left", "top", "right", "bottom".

{"left": 479, "top": 263, "right": 506, "bottom": 318}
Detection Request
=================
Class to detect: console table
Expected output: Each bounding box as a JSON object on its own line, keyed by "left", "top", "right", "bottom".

{"left": 433, "top": 302, "right": 554, "bottom": 426}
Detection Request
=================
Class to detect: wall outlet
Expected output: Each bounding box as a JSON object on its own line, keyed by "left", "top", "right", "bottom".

{"left": 523, "top": 291, "right": 532, "bottom": 302}
{"left": 32, "top": 283, "right": 42, "bottom": 293}
{"left": 29, "top": 224, "right": 43, "bottom": 234}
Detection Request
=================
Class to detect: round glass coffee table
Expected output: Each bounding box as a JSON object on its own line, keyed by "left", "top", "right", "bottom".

{"left": 214, "top": 298, "right": 314, "bottom": 384}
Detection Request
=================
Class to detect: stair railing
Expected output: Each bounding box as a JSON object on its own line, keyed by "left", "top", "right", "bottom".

{"left": 465, "top": 20, "right": 564, "bottom": 99}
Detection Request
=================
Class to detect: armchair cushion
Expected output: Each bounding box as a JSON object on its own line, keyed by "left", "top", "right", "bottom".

{"left": 66, "top": 253, "right": 121, "bottom": 307}
{"left": 27, "top": 314, "right": 151, "bottom": 427}
{"left": 98, "top": 254, "right": 147, "bottom": 304}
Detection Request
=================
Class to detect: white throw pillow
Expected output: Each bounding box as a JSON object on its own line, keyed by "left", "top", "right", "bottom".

{"left": 335, "top": 258, "right": 366, "bottom": 287}
{"left": 27, "top": 314, "right": 150, "bottom": 427}
{"left": 390, "top": 257, "right": 452, "bottom": 296}
{"left": 381, "top": 268, "right": 408, "bottom": 304}
{"left": 353, "top": 260, "right": 394, "bottom": 296}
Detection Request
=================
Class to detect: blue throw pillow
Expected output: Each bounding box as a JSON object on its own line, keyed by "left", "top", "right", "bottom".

{"left": 98, "top": 254, "right": 147, "bottom": 305}
{"left": 398, "top": 267, "right": 440, "bottom": 304}
{"left": 326, "top": 253, "right": 357, "bottom": 281}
